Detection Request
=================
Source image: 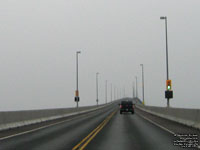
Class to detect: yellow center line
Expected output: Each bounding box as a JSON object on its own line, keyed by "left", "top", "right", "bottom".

{"left": 72, "top": 110, "right": 117, "bottom": 150}
{"left": 80, "top": 111, "right": 116, "bottom": 150}
{"left": 72, "top": 118, "right": 108, "bottom": 150}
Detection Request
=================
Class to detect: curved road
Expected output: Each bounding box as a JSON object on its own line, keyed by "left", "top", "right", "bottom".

{"left": 0, "top": 102, "right": 197, "bottom": 150}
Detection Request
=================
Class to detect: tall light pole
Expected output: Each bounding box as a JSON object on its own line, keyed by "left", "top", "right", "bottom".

{"left": 117, "top": 87, "right": 119, "bottom": 100}
{"left": 114, "top": 86, "right": 116, "bottom": 101}
{"left": 135, "top": 76, "right": 138, "bottom": 98}
{"left": 123, "top": 87, "right": 125, "bottom": 98}
{"left": 96, "top": 72, "right": 99, "bottom": 106}
{"left": 160, "top": 16, "right": 170, "bottom": 107}
{"left": 133, "top": 82, "right": 135, "bottom": 98}
{"left": 111, "top": 83, "right": 112, "bottom": 102}
{"left": 75, "top": 51, "right": 81, "bottom": 108}
{"left": 120, "top": 88, "right": 122, "bottom": 99}
{"left": 105, "top": 80, "right": 107, "bottom": 104}
{"left": 140, "top": 64, "right": 145, "bottom": 105}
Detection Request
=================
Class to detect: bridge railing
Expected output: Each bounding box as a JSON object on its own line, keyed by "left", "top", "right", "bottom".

{"left": 0, "top": 101, "right": 117, "bottom": 131}
{"left": 136, "top": 104, "right": 200, "bottom": 130}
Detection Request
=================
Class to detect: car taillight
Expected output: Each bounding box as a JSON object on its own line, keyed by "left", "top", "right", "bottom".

{"left": 120, "top": 105, "right": 122, "bottom": 108}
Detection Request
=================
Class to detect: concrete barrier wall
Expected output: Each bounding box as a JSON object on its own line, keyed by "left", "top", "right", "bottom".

{"left": 0, "top": 102, "right": 116, "bottom": 131}
{"left": 0, "top": 106, "right": 96, "bottom": 124}
{"left": 137, "top": 105, "right": 200, "bottom": 130}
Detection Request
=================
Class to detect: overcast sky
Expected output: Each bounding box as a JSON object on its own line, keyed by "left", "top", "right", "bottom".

{"left": 0, "top": 0, "right": 200, "bottom": 111}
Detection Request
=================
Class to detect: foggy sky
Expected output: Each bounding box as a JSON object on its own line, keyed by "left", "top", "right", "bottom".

{"left": 0, "top": 0, "right": 200, "bottom": 111}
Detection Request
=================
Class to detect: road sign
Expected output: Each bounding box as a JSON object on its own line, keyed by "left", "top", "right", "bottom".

{"left": 165, "top": 90, "right": 173, "bottom": 99}
{"left": 75, "top": 96, "right": 80, "bottom": 102}
{"left": 75, "top": 90, "right": 79, "bottom": 97}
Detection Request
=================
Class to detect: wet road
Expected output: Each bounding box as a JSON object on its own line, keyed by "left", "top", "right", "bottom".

{"left": 0, "top": 101, "right": 198, "bottom": 150}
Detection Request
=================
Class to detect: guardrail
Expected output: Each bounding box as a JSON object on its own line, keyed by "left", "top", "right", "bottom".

{"left": 0, "top": 101, "right": 117, "bottom": 131}
{"left": 136, "top": 105, "right": 200, "bottom": 130}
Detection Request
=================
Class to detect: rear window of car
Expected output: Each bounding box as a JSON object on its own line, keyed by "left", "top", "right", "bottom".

{"left": 127, "top": 101, "right": 133, "bottom": 105}
{"left": 121, "top": 101, "right": 127, "bottom": 105}
{"left": 121, "top": 101, "right": 133, "bottom": 105}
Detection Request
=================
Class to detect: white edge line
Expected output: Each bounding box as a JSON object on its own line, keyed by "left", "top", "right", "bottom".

{"left": 136, "top": 112, "right": 200, "bottom": 149}
{"left": 0, "top": 119, "right": 71, "bottom": 141}
{"left": 0, "top": 102, "right": 115, "bottom": 141}
{"left": 136, "top": 106, "right": 200, "bottom": 130}
{"left": 136, "top": 112, "right": 175, "bottom": 135}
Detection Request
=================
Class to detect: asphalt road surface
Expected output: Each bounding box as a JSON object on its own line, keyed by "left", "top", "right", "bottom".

{"left": 0, "top": 102, "right": 198, "bottom": 150}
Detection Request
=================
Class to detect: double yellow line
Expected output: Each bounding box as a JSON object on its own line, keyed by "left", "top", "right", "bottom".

{"left": 72, "top": 110, "right": 117, "bottom": 150}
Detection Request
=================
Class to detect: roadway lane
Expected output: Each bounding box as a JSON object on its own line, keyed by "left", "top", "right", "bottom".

{"left": 0, "top": 103, "right": 118, "bottom": 150}
{"left": 0, "top": 102, "right": 198, "bottom": 150}
{"left": 86, "top": 111, "right": 195, "bottom": 150}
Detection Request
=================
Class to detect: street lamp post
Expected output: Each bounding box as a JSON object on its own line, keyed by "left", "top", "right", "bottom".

{"left": 105, "top": 80, "right": 107, "bottom": 104}
{"left": 123, "top": 87, "right": 125, "bottom": 98}
{"left": 120, "top": 88, "right": 122, "bottom": 99}
{"left": 111, "top": 83, "right": 112, "bottom": 102}
{"left": 135, "top": 76, "right": 138, "bottom": 98}
{"left": 160, "top": 16, "right": 170, "bottom": 107}
{"left": 75, "top": 51, "right": 81, "bottom": 108}
{"left": 96, "top": 72, "right": 99, "bottom": 106}
{"left": 140, "top": 64, "right": 145, "bottom": 105}
{"left": 114, "top": 86, "right": 116, "bottom": 101}
{"left": 116, "top": 87, "right": 118, "bottom": 100}
{"left": 133, "top": 82, "right": 135, "bottom": 98}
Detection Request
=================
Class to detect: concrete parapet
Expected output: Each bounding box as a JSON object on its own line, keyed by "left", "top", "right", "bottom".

{"left": 0, "top": 102, "right": 115, "bottom": 131}
{"left": 136, "top": 105, "right": 200, "bottom": 130}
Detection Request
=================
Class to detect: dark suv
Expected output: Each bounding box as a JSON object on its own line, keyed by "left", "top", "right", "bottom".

{"left": 120, "top": 101, "right": 134, "bottom": 114}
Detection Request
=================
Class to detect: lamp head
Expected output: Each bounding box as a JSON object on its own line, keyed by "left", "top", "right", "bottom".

{"left": 160, "top": 16, "right": 166, "bottom": 20}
